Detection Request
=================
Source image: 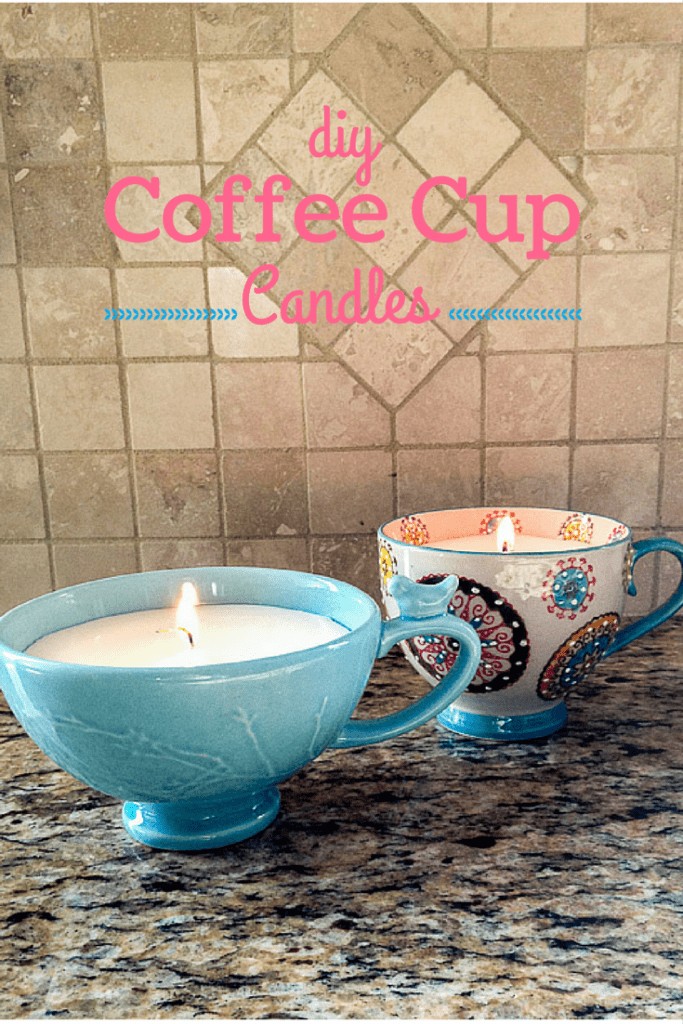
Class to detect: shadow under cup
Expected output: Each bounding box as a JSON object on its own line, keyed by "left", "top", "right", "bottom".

{"left": 379, "top": 507, "right": 683, "bottom": 741}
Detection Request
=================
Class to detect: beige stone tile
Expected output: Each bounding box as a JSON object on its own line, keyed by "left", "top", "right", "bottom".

{"left": 53, "top": 541, "right": 137, "bottom": 589}
{"left": 662, "top": 442, "right": 683, "bottom": 526}
{"left": 99, "top": 4, "right": 193, "bottom": 57}
{"left": 117, "top": 268, "right": 208, "bottom": 357}
{"left": 0, "top": 544, "right": 51, "bottom": 614}
{"left": 204, "top": 147, "right": 305, "bottom": 267}
{"left": 308, "top": 449, "right": 393, "bottom": 534}
{"left": 0, "top": 114, "right": 5, "bottom": 163}
{"left": 34, "top": 365, "right": 124, "bottom": 452}
{"left": 489, "top": 51, "right": 583, "bottom": 154}
{"left": 336, "top": 143, "right": 451, "bottom": 275}
{"left": 127, "top": 363, "right": 214, "bottom": 450}
{"left": 292, "top": 58, "right": 311, "bottom": 87}
{"left": 399, "top": 214, "right": 518, "bottom": 343}
{"left": 336, "top": 293, "right": 451, "bottom": 407}
{"left": 45, "top": 453, "right": 134, "bottom": 539}
{"left": 492, "top": 4, "right": 586, "bottom": 47}
{"left": 667, "top": 349, "right": 683, "bottom": 437}
{"left": 591, "top": 4, "right": 683, "bottom": 44}
{"left": 208, "top": 267, "right": 298, "bottom": 358}
{"left": 276, "top": 233, "right": 376, "bottom": 346}
{"left": 260, "top": 71, "right": 379, "bottom": 196}
{"left": 222, "top": 449, "right": 307, "bottom": 537}
{"left": 103, "top": 62, "right": 196, "bottom": 162}
{"left": 397, "top": 447, "right": 480, "bottom": 515}
{"left": 0, "top": 4, "right": 93, "bottom": 59}
{"left": 226, "top": 537, "right": 309, "bottom": 572}
{"left": 3, "top": 61, "right": 103, "bottom": 165}
{"left": 24, "top": 267, "right": 115, "bottom": 360}
{"left": 293, "top": 4, "right": 362, "bottom": 51}
{"left": 485, "top": 445, "right": 570, "bottom": 507}
{"left": 136, "top": 452, "right": 220, "bottom": 538}
{"left": 476, "top": 140, "right": 586, "bottom": 268}
{"left": 396, "top": 356, "right": 481, "bottom": 444}
{"left": 141, "top": 539, "right": 225, "bottom": 571}
{"left": 673, "top": 253, "right": 683, "bottom": 344}
{"left": 398, "top": 70, "right": 519, "bottom": 186}
{"left": 572, "top": 443, "right": 659, "bottom": 527}
{"left": 586, "top": 48, "right": 679, "bottom": 150}
{"left": 0, "top": 366, "right": 33, "bottom": 449}
{"left": 199, "top": 61, "right": 290, "bottom": 164}
{"left": 581, "top": 155, "right": 675, "bottom": 254}
{"left": 577, "top": 349, "right": 665, "bottom": 442}
{"left": 0, "top": 171, "right": 16, "bottom": 264}
{"left": 579, "top": 254, "right": 670, "bottom": 347}
{"left": 0, "top": 269, "right": 24, "bottom": 357}
{"left": 215, "top": 362, "right": 304, "bottom": 449}
{"left": 417, "top": 4, "right": 487, "bottom": 48}
{"left": 327, "top": 5, "right": 452, "bottom": 133}
{"left": 111, "top": 165, "right": 204, "bottom": 263}
{"left": 303, "top": 362, "right": 391, "bottom": 448}
{"left": 487, "top": 257, "right": 576, "bottom": 351}
{"left": 0, "top": 455, "right": 44, "bottom": 539}
{"left": 310, "top": 534, "right": 379, "bottom": 601}
{"left": 12, "top": 165, "right": 113, "bottom": 264}
{"left": 196, "top": 4, "right": 290, "bottom": 55}
{"left": 486, "top": 352, "right": 572, "bottom": 443}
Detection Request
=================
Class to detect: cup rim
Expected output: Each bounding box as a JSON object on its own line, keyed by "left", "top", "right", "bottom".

{"left": 378, "top": 505, "right": 632, "bottom": 556}
{"left": 0, "top": 566, "right": 380, "bottom": 678}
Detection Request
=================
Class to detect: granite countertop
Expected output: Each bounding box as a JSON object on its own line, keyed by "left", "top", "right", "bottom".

{"left": 1, "top": 623, "right": 682, "bottom": 1019}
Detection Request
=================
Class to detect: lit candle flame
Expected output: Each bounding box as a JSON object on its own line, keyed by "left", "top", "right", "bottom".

{"left": 176, "top": 582, "right": 200, "bottom": 648}
{"left": 497, "top": 515, "right": 515, "bottom": 554}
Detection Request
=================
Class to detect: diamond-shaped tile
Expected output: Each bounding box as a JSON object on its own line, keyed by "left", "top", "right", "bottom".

{"left": 336, "top": 143, "right": 452, "bottom": 275}
{"left": 476, "top": 139, "right": 587, "bottom": 267}
{"left": 398, "top": 70, "right": 520, "bottom": 186}
{"left": 260, "top": 70, "right": 383, "bottom": 195}
{"left": 326, "top": 4, "right": 453, "bottom": 132}
{"left": 335, "top": 287, "right": 451, "bottom": 407}
{"left": 399, "top": 214, "right": 519, "bottom": 344}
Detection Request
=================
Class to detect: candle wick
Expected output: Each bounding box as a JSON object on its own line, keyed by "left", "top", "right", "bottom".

{"left": 502, "top": 541, "right": 510, "bottom": 553}
{"left": 177, "top": 626, "right": 195, "bottom": 648}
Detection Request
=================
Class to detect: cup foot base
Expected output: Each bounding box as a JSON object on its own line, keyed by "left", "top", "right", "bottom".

{"left": 122, "top": 787, "right": 281, "bottom": 851}
{"left": 437, "top": 703, "right": 568, "bottom": 741}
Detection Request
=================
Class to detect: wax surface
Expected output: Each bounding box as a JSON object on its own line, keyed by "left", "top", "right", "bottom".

{"left": 434, "top": 535, "right": 582, "bottom": 553}
{"left": 26, "top": 605, "right": 349, "bottom": 668}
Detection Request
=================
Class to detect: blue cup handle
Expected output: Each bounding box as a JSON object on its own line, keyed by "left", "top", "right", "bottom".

{"left": 606, "top": 537, "right": 683, "bottom": 657}
{"left": 331, "top": 574, "right": 481, "bottom": 749}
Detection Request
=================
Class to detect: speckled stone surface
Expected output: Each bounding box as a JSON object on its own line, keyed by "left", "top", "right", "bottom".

{"left": 1, "top": 624, "right": 682, "bottom": 1018}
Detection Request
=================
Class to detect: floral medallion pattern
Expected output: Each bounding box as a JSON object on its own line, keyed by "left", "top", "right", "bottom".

{"left": 541, "top": 556, "right": 596, "bottom": 620}
{"left": 400, "top": 515, "right": 429, "bottom": 546}
{"left": 537, "top": 612, "right": 620, "bottom": 702}
{"left": 378, "top": 541, "right": 397, "bottom": 594}
{"left": 607, "top": 524, "right": 629, "bottom": 543}
{"left": 479, "top": 509, "right": 522, "bottom": 536}
{"left": 405, "top": 573, "right": 530, "bottom": 694}
{"left": 559, "top": 514, "right": 594, "bottom": 544}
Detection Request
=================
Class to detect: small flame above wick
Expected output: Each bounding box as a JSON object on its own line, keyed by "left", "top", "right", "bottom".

{"left": 176, "top": 582, "right": 200, "bottom": 648}
{"left": 496, "top": 515, "right": 515, "bottom": 554}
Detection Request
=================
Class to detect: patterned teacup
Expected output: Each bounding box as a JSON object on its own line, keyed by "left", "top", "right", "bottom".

{"left": 378, "top": 507, "right": 683, "bottom": 740}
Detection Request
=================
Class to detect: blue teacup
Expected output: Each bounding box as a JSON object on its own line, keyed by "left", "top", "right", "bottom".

{"left": 0, "top": 567, "right": 480, "bottom": 850}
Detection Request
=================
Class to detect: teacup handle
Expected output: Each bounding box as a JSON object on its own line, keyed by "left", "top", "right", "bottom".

{"left": 331, "top": 575, "right": 481, "bottom": 749}
{"left": 606, "top": 537, "right": 683, "bottom": 657}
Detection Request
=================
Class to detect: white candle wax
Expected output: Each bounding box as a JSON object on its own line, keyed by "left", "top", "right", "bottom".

{"left": 433, "top": 535, "right": 581, "bottom": 553}
{"left": 26, "top": 605, "right": 348, "bottom": 668}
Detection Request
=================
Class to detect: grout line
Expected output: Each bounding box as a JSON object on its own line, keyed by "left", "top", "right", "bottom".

{"left": 91, "top": 4, "right": 143, "bottom": 576}
{"left": 189, "top": 4, "right": 229, "bottom": 569}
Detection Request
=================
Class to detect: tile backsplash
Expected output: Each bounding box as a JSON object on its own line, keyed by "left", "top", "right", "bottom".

{"left": 0, "top": 2, "right": 682, "bottom": 615}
